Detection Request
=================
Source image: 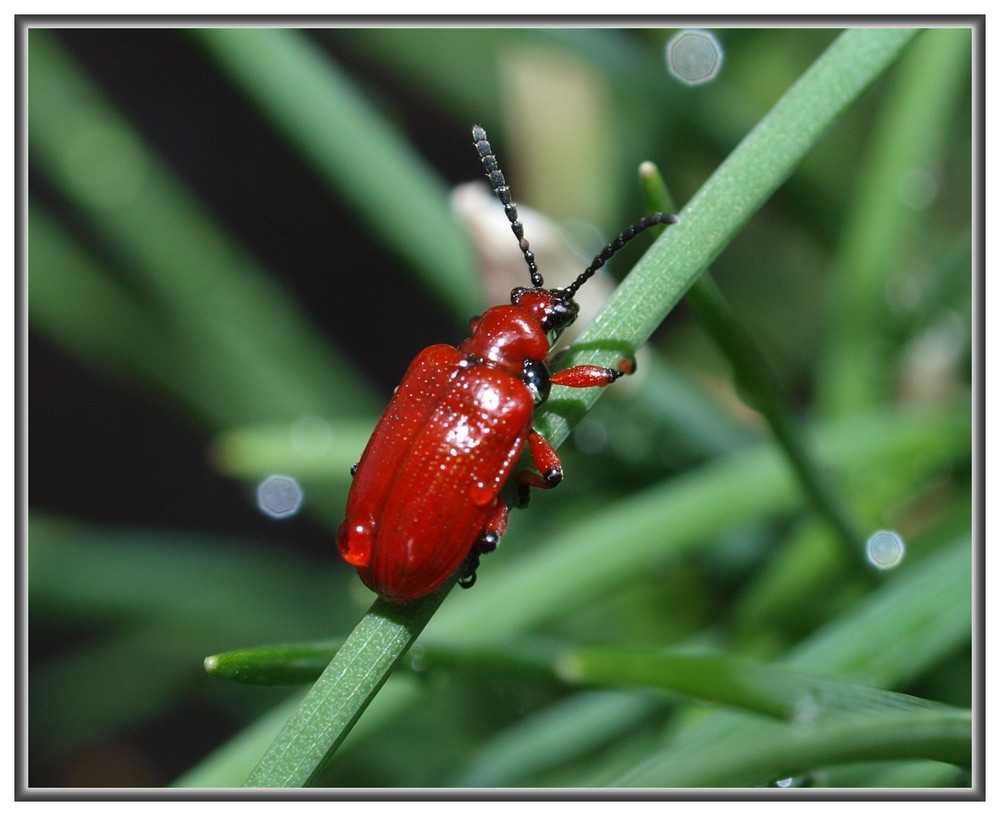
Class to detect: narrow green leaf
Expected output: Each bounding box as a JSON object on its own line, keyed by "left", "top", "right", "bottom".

{"left": 818, "top": 28, "right": 973, "bottom": 415}
{"left": 537, "top": 27, "right": 921, "bottom": 448}
{"left": 618, "top": 709, "right": 970, "bottom": 787}
{"left": 27, "top": 513, "right": 339, "bottom": 755}
{"left": 784, "top": 534, "right": 973, "bottom": 686}
{"left": 242, "top": 591, "right": 449, "bottom": 788}
{"left": 452, "top": 691, "right": 659, "bottom": 788}
{"left": 174, "top": 674, "right": 427, "bottom": 788}
{"left": 28, "top": 31, "right": 373, "bottom": 426}
{"left": 172, "top": 693, "right": 306, "bottom": 788}
{"left": 640, "top": 160, "right": 868, "bottom": 559}
{"left": 209, "top": 419, "right": 373, "bottom": 481}
{"left": 205, "top": 642, "right": 342, "bottom": 687}
{"left": 860, "top": 759, "right": 967, "bottom": 788}
{"left": 28, "top": 203, "right": 168, "bottom": 377}
{"left": 206, "top": 634, "right": 561, "bottom": 688}
{"left": 558, "top": 649, "right": 955, "bottom": 721}
{"left": 605, "top": 536, "right": 972, "bottom": 787}
{"left": 191, "top": 28, "right": 480, "bottom": 318}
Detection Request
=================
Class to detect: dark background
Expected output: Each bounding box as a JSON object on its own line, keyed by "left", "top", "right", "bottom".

{"left": 30, "top": 29, "right": 470, "bottom": 550}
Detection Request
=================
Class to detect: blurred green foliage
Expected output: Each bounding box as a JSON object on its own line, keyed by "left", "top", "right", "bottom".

{"left": 26, "top": 25, "right": 974, "bottom": 790}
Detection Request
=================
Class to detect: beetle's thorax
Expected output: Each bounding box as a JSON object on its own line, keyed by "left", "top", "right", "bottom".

{"left": 458, "top": 287, "right": 578, "bottom": 376}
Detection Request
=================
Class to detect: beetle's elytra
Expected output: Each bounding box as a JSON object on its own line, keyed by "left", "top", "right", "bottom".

{"left": 336, "top": 125, "right": 676, "bottom": 603}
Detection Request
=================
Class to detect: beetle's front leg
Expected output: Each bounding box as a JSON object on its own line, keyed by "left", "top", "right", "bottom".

{"left": 515, "top": 356, "right": 634, "bottom": 507}
{"left": 549, "top": 357, "right": 635, "bottom": 388}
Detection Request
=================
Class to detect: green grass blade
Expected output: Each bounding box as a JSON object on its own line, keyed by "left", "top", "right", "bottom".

{"left": 618, "top": 709, "right": 970, "bottom": 788}
{"left": 241, "top": 591, "right": 449, "bottom": 788}
{"left": 536, "top": 27, "right": 921, "bottom": 448}
{"left": 606, "top": 536, "right": 971, "bottom": 787}
{"left": 28, "top": 514, "right": 335, "bottom": 633}
{"left": 451, "top": 690, "right": 659, "bottom": 788}
{"left": 558, "top": 649, "right": 956, "bottom": 721}
{"left": 174, "top": 673, "right": 428, "bottom": 788}
{"left": 190, "top": 28, "right": 480, "bottom": 318}
{"left": 784, "top": 534, "right": 973, "bottom": 686}
{"left": 28, "top": 31, "right": 372, "bottom": 426}
{"left": 27, "top": 513, "right": 338, "bottom": 755}
{"left": 172, "top": 692, "right": 307, "bottom": 788}
{"left": 205, "top": 634, "right": 560, "bottom": 689}
{"left": 859, "top": 759, "right": 967, "bottom": 788}
{"left": 640, "top": 161, "right": 868, "bottom": 560}
{"left": 818, "top": 28, "right": 973, "bottom": 415}
{"left": 205, "top": 642, "right": 343, "bottom": 687}
{"left": 28, "top": 203, "right": 167, "bottom": 376}
{"left": 208, "top": 419, "right": 373, "bottom": 483}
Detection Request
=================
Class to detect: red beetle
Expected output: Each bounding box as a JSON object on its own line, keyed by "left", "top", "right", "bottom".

{"left": 336, "top": 125, "right": 676, "bottom": 603}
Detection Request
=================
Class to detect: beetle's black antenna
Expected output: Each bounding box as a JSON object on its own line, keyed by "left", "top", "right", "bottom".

{"left": 560, "top": 212, "right": 678, "bottom": 300}
{"left": 472, "top": 125, "right": 544, "bottom": 288}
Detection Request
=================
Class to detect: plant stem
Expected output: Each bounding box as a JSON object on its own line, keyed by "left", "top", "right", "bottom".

{"left": 242, "top": 590, "right": 449, "bottom": 787}
{"left": 537, "top": 28, "right": 921, "bottom": 447}
{"left": 640, "top": 161, "right": 869, "bottom": 563}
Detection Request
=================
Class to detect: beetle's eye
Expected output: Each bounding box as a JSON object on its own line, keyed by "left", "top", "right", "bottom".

{"left": 541, "top": 298, "right": 578, "bottom": 334}
{"left": 510, "top": 287, "right": 529, "bottom": 304}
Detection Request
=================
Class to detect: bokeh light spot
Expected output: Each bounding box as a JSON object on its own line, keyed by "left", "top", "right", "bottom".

{"left": 256, "top": 474, "right": 304, "bottom": 519}
{"left": 866, "top": 529, "right": 906, "bottom": 570}
{"left": 666, "top": 30, "right": 724, "bottom": 85}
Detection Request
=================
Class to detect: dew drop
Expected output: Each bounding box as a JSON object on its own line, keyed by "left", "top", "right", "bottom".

{"left": 337, "top": 519, "right": 374, "bottom": 567}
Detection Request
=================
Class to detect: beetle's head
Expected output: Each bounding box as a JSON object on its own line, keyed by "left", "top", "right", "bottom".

{"left": 511, "top": 287, "right": 579, "bottom": 339}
